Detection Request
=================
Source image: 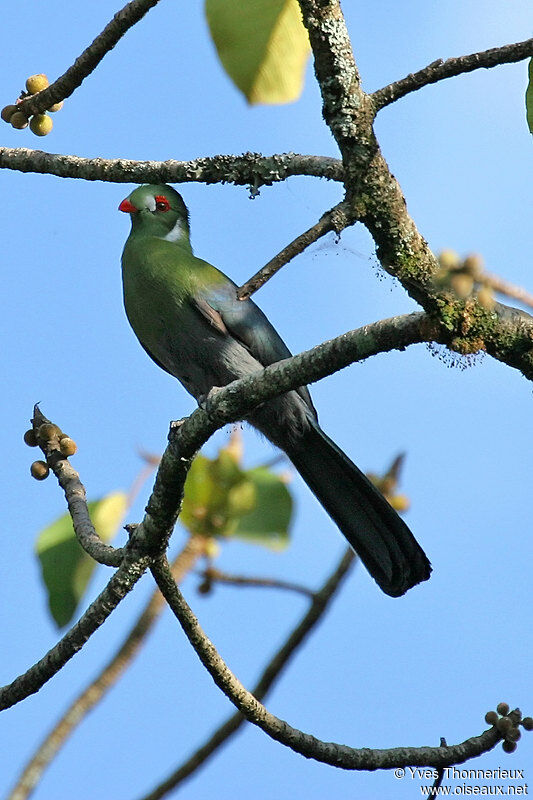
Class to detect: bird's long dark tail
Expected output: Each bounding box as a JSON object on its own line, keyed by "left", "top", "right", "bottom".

{"left": 286, "top": 420, "right": 431, "bottom": 597}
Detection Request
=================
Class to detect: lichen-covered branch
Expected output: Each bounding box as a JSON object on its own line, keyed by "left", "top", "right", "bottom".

{"left": 150, "top": 556, "right": 506, "bottom": 771}
{"left": 298, "top": 0, "right": 371, "bottom": 166}
{"left": 0, "top": 148, "right": 343, "bottom": 186}
{"left": 138, "top": 549, "right": 355, "bottom": 800}
{"left": 8, "top": 537, "right": 206, "bottom": 800}
{"left": 0, "top": 551, "right": 149, "bottom": 712}
{"left": 296, "top": 0, "right": 533, "bottom": 380}
{"left": 372, "top": 38, "right": 533, "bottom": 110}
{"left": 13, "top": 0, "right": 163, "bottom": 119}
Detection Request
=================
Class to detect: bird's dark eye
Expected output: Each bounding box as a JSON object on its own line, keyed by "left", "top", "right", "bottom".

{"left": 154, "top": 195, "right": 170, "bottom": 212}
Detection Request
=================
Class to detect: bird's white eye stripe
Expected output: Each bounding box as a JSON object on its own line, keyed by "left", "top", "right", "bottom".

{"left": 145, "top": 195, "right": 156, "bottom": 212}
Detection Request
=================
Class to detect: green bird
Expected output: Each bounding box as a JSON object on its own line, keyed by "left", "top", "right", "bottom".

{"left": 119, "top": 184, "right": 431, "bottom": 597}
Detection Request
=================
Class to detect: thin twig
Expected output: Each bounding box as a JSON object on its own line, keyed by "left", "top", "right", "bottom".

{"left": 482, "top": 272, "right": 533, "bottom": 311}
{"left": 127, "top": 459, "right": 159, "bottom": 508}
{"left": 200, "top": 567, "right": 315, "bottom": 599}
{"left": 8, "top": 537, "right": 206, "bottom": 800}
{"left": 14, "top": 0, "right": 162, "bottom": 118}
{"left": 372, "top": 38, "right": 533, "bottom": 110}
{"left": 0, "top": 148, "right": 344, "bottom": 186}
{"left": 150, "top": 555, "right": 506, "bottom": 771}
{"left": 138, "top": 549, "right": 355, "bottom": 800}
{"left": 0, "top": 550, "right": 149, "bottom": 712}
{"left": 237, "top": 201, "right": 353, "bottom": 300}
{"left": 429, "top": 738, "right": 447, "bottom": 795}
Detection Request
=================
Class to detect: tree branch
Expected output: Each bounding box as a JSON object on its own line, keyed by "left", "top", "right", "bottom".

{"left": 372, "top": 38, "right": 533, "bottom": 110}
{"left": 237, "top": 200, "right": 353, "bottom": 300}
{"left": 297, "top": 0, "right": 533, "bottom": 381}
{"left": 482, "top": 272, "right": 533, "bottom": 311}
{"left": 150, "top": 556, "right": 506, "bottom": 771}
{"left": 13, "top": 0, "right": 163, "bottom": 119}
{"left": 139, "top": 549, "right": 355, "bottom": 800}
{"left": 0, "top": 148, "right": 343, "bottom": 185}
{"left": 199, "top": 567, "right": 315, "bottom": 599}
{"left": 31, "top": 406, "right": 124, "bottom": 567}
{"left": 8, "top": 537, "right": 206, "bottom": 800}
{"left": 0, "top": 550, "right": 149, "bottom": 712}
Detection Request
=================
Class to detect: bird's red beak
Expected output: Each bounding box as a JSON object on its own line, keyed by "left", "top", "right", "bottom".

{"left": 118, "top": 198, "right": 138, "bottom": 213}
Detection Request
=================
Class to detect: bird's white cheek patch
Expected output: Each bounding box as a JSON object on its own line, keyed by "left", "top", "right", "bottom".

{"left": 145, "top": 195, "right": 156, "bottom": 211}
{"left": 162, "top": 219, "right": 186, "bottom": 242}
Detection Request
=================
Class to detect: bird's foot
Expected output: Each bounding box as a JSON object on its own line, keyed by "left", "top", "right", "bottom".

{"left": 168, "top": 418, "right": 188, "bottom": 444}
{"left": 170, "top": 417, "right": 188, "bottom": 431}
{"left": 199, "top": 386, "right": 223, "bottom": 414}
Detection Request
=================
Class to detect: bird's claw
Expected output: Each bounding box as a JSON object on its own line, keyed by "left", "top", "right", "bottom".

{"left": 199, "top": 386, "right": 223, "bottom": 414}
{"left": 170, "top": 418, "right": 187, "bottom": 430}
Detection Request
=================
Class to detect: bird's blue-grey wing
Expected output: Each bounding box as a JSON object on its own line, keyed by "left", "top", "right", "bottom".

{"left": 193, "top": 280, "right": 317, "bottom": 416}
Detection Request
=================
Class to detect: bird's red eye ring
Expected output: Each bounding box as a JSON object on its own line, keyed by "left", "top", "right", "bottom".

{"left": 155, "top": 195, "right": 170, "bottom": 212}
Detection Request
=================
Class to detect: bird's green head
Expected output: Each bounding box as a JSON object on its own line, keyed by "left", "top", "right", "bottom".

{"left": 118, "top": 184, "right": 190, "bottom": 242}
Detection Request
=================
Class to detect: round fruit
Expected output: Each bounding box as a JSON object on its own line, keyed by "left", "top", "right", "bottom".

{"left": 450, "top": 273, "right": 474, "bottom": 299}
{"left": 31, "top": 460, "right": 49, "bottom": 480}
{"left": 10, "top": 111, "right": 29, "bottom": 129}
{"left": 477, "top": 286, "right": 495, "bottom": 310}
{"left": 48, "top": 101, "right": 64, "bottom": 112}
{"left": 23, "top": 429, "right": 38, "bottom": 447}
{"left": 38, "top": 423, "right": 61, "bottom": 441}
{"left": 438, "top": 250, "right": 461, "bottom": 270}
{"left": 497, "top": 702, "right": 510, "bottom": 716}
{"left": 463, "top": 254, "right": 484, "bottom": 278}
{"left": 497, "top": 717, "right": 512, "bottom": 734}
{"left": 390, "top": 494, "right": 410, "bottom": 512}
{"left": 1, "top": 104, "right": 18, "bottom": 123}
{"left": 25, "top": 73, "right": 49, "bottom": 94}
{"left": 59, "top": 437, "right": 77, "bottom": 457}
{"left": 30, "top": 114, "right": 53, "bottom": 136}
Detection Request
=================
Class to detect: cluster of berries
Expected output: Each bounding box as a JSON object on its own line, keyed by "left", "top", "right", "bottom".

{"left": 1, "top": 74, "right": 63, "bottom": 136}
{"left": 484, "top": 702, "right": 533, "bottom": 754}
{"left": 436, "top": 251, "right": 495, "bottom": 309}
{"left": 24, "top": 422, "right": 77, "bottom": 481}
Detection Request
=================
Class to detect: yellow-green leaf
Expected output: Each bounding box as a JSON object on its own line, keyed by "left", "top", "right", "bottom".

{"left": 526, "top": 58, "right": 533, "bottom": 135}
{"left": 35, "top": 492, "right": 127, "bottom": 628}
{"left": 231, "top": 466, "right": 292, "bottom": 549}
{"left": 180, "top": 454, "right": 237, "bottom": 537}
{"left": 227, "top": 478, "right": 256, "bottom": 515}
{"left": 205, "top": 0, "right": 310, "bottom": 105}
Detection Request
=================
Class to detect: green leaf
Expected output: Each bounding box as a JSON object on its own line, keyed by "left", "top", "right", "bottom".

{"left": 526, "top": 59, "right": 533, "bottom": 135}
{"left": 181, "top": 453, "right": 239, "bottom": 538}
{"left": 205, "top": 0, "right": 310, "bottom": 105}
{"left": 231, "top": 466, "right": 292, "bottom": 549}
{"left": 35, "top": 492, "right": 127, "bottom": 628}
{"left": 180, "top": 447, "right": 293, "bottom": 548}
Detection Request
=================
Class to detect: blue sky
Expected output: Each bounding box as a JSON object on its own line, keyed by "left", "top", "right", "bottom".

{"left": 1, "top": 1, "right": 532, "bottom": 798}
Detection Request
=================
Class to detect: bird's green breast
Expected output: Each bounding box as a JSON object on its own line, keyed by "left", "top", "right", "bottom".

{"left": 121, "top": 233, "right": 226, "bottom": 367}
